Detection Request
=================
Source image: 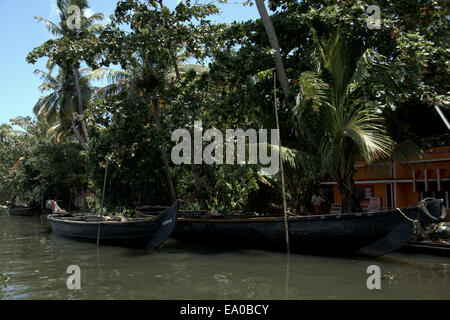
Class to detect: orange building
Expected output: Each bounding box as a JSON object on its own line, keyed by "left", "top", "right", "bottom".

{"left": 322, "top": 146, "right": 450, "bottom": 221}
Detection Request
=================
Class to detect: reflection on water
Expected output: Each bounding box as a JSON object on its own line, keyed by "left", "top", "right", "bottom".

{"left": 0, "top": 209, "right": 449, "bottom": 300}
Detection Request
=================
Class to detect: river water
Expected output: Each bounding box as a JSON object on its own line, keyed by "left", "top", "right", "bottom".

{"left": 0, "top": 210, "right": 449, "bottom": 300}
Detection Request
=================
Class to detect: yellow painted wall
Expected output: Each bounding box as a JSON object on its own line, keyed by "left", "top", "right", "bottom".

{"left": 396, "top": 183, "right": 419, "bottom": 208}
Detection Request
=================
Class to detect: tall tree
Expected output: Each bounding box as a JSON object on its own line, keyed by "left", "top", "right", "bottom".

{"left": 255, "top": 0, "right": 290, "bottom": 98}
{"left": 89, "top": 54, "right": 177, "bottom": 202}
{"left": 33, "top": 0, "right": 104, "bottom": 149}
{"left": 88, "top": 0, "right": 224, "bottom": 203}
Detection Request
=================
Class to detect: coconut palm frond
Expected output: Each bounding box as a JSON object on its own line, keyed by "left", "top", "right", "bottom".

{"left": 279, "top": 145, "right": 318, "bottom": 174}
{"left": 294, "top": 71, "right": 334, "bottom": 145}
{"left": 46, "top": 123, "right": 62, "bottom": 137}
{"left": 347, "top": 49, "right": 373, "bottom": 94}
{"left": 60, "top": 94, "right": 76, "bottom": 121}
{"left": 85, "top": 13, "right": 104, "bottom": 24}
{"left": 33, "top": 93, "right": 57, "bottom": 117}
{"left": 341, "top": 105, "right": 393, "bottom": 164}
{"left": 347, "top": 49, "right": 390, "bottom": 95}
{"left": 390, "top": 139, "right": 422, "bottom": 164}
{"left": 310, "top": 47, "right": 322, "bottom": 74}
{"left": 88, "top": 68, "right": 131, "bottom": 83}
{"left": 307, "top": 23, "right": 326, "bottom": 68}
{"left": 93, "top": 83, "right": 127, "bottom": 98}
{"left": 45, "top": 58, "right": 57, "bottom": 73}
{"left": 46, "top": 107, "right": 59, "bottom": 124}
{"left": 34, "top": 16, "right": 62, "bottom": 36}
{"left": 86, "top": 23, "right": 104, "bottom": 34}
{"left": 34, "top": 69, "right": 57, "bottom": 83}
{"left": 295, "top": 71, "right": 331, "bottom": 116}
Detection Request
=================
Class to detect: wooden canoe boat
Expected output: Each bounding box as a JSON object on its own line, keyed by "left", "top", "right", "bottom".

{"left": 171, "top": 198, "right": 447, "bottom": 257}
{"left": 9, "top": 206, "right": 41, "bottom": 217}
{"left": 398, "top": 241, "right": 450, "bottom": 257}
{"left": 48, "top": 200, "right": 179, "bottom": 248}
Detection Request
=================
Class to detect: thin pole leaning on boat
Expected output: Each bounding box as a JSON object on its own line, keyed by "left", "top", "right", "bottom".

{"left": 41, "top": 184, "right": 43, "bottom": 213}
{"left": 97, "top": 155, "right": 110, "bottom": 246}
{"left": 274, "top": 72, "right": 290, "bottom": 254}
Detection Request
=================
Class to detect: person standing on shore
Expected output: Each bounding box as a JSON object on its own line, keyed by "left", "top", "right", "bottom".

{"left": 311, "top": 193, "right": 324, "bottom": 215}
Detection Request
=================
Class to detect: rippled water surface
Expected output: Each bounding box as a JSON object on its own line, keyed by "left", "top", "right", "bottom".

{"left": 1, "top": 209, "right": 449, "bottom": 300}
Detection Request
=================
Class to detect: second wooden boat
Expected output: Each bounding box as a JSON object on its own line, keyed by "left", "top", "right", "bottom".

{"left": 48, "top": 200, "right": 179, "bottom": 248}
{"left": 171, "top": 198, "right": 446, "bottom": 257}
{"left": 399, "top": 240, "right": 450, "bottom": 257}
{"left": 9, "top": 206, "right": 41, "bottom": 217}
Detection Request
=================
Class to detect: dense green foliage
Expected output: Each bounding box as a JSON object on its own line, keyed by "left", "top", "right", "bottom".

{"left": 0, "top": 117, "right": 87, "bottom": 207}
{"left": 0, "top": 0, "right": 447, "bottom": 214}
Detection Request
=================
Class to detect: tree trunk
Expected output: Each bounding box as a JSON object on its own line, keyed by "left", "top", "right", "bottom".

{"left": 337, "top": 175, "right": 362, "bottom": 213}
{"left": 161, "top": 10, "right": 207, "bottom": 209}
{"left": 286, "top": 175, "right": 300, "bottom": 214}
{"left": 190, "top": 141, "right": 208, "bottom": 210}
{"left": 170, "top": 52, "right": 206, "bottom": 208}
{"left": 73, "top": 67, "right": 90, "bottom": 145}
{"left": 71, "top": 117, "right": 88, "bottom": 151}
{"left": 152, "top": 101, "right": 177, "bottom": 203}
{"left": 255, "top": 0, "right": 290, "bottom": 98}
{"left": 93, "top": 190, "right": 97, "bottom": 214}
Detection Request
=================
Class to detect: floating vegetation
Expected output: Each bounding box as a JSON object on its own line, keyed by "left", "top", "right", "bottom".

{"left": 0, "top": 272, "right": 10, "bottom": 283}
{"left": 382, "top": 271, "right": 400, "bottom": 281}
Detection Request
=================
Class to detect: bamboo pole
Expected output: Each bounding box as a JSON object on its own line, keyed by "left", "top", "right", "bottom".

{"left": 434, "top": 105, "right": 450, "bottom": 131}
{"left": 41, "top": 184, "right": 43, "bottom": 212}
{"left": 274, "top": 72, "right": 290, "bottom": 254}
{"left": 97, "top": 155, "right": 110, "bottom": 246}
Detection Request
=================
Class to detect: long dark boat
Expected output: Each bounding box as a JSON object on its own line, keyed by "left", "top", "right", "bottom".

{"left": 399, "top": 241, "right": 450, "bottom": 257}
{"left": 9, "top": 206, "right": 41, "bottom": 217}
{"left": 172, "top": 198, "right": 446, "bottom": 257}
{"left": 48, "top": 200, "right": 179, "bottom": 248}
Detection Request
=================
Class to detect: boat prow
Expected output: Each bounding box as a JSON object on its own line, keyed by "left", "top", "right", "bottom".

{"left": 357, "top": 198, "right": 447, "bottom": 256}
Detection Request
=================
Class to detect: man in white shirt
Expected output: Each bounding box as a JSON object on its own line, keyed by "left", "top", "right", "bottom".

{"left": 311, "top": 194, "right": 324, "bottom": 214}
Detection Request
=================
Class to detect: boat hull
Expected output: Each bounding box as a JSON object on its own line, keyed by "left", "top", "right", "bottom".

{"left": 398, "top": 241, "right": 450, "bottom": 257}
{"left": 48, "top": 201, "right": 179, "bottom": 248}
{"left": 9, "top": 207, "right": 41, "bottom": 217}
{"left": 173, "top": 198, "right": 446, "bottom": 257}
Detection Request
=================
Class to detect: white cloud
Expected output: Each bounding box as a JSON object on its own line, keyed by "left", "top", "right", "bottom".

{"left": 83, "top": 8, "right": 94, "bottom": 18}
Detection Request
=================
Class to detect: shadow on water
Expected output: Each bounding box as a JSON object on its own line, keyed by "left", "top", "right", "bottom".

{"left": 1, "top": 211, "right": 449, "bottom": 300}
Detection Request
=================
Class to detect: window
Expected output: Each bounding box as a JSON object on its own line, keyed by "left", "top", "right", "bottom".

{"left": 357, "top": 186, "right": 373, "bottom": 200}
{"left": 386, "top": 184, "right": 392, "bottom": 209}
{"left": 364, "top": 187, "right": 373, "bottom": 199}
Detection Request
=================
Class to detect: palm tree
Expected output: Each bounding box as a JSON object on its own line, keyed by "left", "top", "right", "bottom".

{"left": 33, "top": 68, "right": 92, "bottom": 148}
{"left": 35, "top": 0, "right": 104, "bottom": 147}
{"left": 293, "top": 28, "right": 393, "bottom": 213}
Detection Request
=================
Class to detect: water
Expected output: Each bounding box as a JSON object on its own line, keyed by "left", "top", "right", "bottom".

{"left": 1, "top": 209, "right": 449, "bottom": 300}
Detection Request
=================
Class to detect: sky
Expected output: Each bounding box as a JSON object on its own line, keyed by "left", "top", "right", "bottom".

{"left": 0, "top": 0, "right": 265, "bottom": 125}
